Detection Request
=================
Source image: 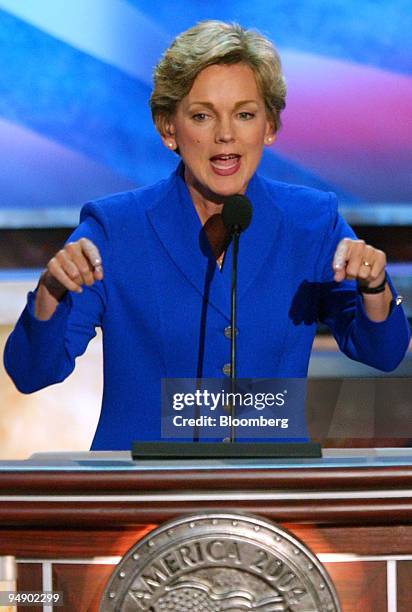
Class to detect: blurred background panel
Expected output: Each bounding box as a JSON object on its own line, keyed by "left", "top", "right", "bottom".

{"left": 0, "top": 0, "right": 411, "bottom": 222}
{"left": 0, "top": 0, "right": 411, "bottom": 456}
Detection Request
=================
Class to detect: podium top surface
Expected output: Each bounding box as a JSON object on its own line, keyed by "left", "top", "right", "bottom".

{"left": 2, "top": 448, "right": 412, "bottom": 527}
{"left": 1, "top": 448, "right": 412, "bottom": 471}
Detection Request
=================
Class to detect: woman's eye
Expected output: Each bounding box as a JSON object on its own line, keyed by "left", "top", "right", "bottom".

{"left": 192, "top": 113, "right": 208, "bottom": 122}
{"left": 238, "top": 111, "right": 255, "bottom": 120}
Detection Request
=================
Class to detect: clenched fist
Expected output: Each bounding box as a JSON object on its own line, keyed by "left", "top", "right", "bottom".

{"left": 333, "top": 238, "right": 386, "bottom": 288}
{"left": 332, "top": 237, "right": 392, "bottom": 322}
{"left": 35, "top": 238, "right": 103, "bottom": 320}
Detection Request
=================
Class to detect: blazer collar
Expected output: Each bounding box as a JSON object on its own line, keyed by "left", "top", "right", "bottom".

{"left": 146, "top": 162, "right": 284, "bottom": 319}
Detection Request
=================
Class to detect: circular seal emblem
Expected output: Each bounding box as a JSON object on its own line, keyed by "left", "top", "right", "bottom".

{"left": 100, "top": 513, "right": 340, "bottom": 611}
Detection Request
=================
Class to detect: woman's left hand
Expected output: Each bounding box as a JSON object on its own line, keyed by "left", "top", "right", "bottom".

{"left": 332, "top": 238, "right": 392, "bottom": 322}
{"left": 332, "top": 238, "right": 386, "bottom": 288}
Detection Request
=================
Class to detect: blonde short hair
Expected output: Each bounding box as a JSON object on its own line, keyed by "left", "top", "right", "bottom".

{"left": 150, "top": 20, "right": 286, "bottom": 134}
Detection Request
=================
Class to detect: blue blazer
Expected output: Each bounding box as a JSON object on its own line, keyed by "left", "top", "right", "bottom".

{"left": 4, "top": 164, "right": 410, "bottom": 449}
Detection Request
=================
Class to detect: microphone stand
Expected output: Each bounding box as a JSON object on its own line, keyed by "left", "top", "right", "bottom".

{"left": 229, "top": 227, "right": 240, "bottom": 443}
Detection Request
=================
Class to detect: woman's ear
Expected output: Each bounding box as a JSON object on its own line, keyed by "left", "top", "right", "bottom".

{"left": 158, "top": 116, "right": 177, "bottom": 151}
{"left": 263, "top": 115, "right": 276, "bottom": 146}
{"left": 264, "top": 121, "right": 276, "bottom": 146}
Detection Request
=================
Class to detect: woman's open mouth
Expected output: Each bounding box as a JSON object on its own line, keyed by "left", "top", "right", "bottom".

{"left": 210, "top": 154, "right": 241, "bottom": 176}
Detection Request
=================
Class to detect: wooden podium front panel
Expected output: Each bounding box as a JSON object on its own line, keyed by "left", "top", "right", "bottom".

{"left": 12, "top": 557, "right": 412, "bottom": 612}
{"left": 1, "top": 450, "right": 412, "bottom": 611}
{"left": 324, "top": 562, "right": 388, "bottom": 612}
{"left": 52, "top": 564, "right": 114, "bottom": 612}
{"left": 397, "top": 561, "right": 412, "bottom": 611}
{"left": 14, "top": 557, "right": 392, "bottom": 612}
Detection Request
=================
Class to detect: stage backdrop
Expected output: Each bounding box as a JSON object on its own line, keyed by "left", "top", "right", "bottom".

{"left": 0, "top": 0, "right": 411, "bottom": 228}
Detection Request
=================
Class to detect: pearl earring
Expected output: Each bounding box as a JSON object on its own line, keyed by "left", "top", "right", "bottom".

{"left": 168, "top": 142, "right": 174, "bottom": 148}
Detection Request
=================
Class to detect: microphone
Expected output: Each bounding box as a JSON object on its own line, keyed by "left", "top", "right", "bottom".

{"left": 222, "top": 195, "right": 252, "bottom": 234}
{"left": 221, "top": 195, "right": 252, "bottom": 443}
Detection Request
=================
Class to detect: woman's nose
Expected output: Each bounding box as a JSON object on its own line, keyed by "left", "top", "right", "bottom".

{"left": 215, "top": 118, "right": 235, "bottom": 143}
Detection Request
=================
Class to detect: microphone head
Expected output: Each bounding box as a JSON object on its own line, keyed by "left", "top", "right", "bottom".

{"left": 221, "top": 195, "right": 252, "bottom": 233}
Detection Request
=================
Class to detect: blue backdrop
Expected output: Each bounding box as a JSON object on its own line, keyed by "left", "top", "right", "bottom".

{"left": 0, "top": 1, "right": 411, "bottom": 226}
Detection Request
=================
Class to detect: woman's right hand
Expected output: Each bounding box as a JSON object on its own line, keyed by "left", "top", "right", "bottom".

{"left": 34, "top": 238, "right": 103, "bottom": 320}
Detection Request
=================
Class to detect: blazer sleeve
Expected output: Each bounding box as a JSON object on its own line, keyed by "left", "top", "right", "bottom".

{"left": 317, "top": 195, "right": 410, "bottom": 372}
{"left": 3, "top": 203, "right": 110, "bottom": 393}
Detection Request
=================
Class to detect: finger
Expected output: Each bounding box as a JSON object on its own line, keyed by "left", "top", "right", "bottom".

{"left": 333, "top": 238, "right": 351, "bottom": 282}
{"left": 65, "top": 242, "right": 95, "bottom": 286}
{"left": 55, "top": 249, "right": 84, "bottom": 286}
{"left": 79, "top": 238, "right": 103, "bottom": 280}
{"left": 344, "top": 240, "right": 366, "bottom": 280}
{"left": 369, "top": 249, "right": 387, "bottom": 286}
{"left": 92, "top": 266, "right": 103, "bottom": 281}
{"left": 356, "top": 244, "right": 375, "bottom": 282}
{"left": 47, "top": 257, "right": 83, "bottom": 293}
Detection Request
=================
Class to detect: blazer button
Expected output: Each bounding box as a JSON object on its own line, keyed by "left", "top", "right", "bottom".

{"left": 223, "top": 363, "right": 231, "bottom": 376}
{"left": 224, "top": 326, "right": 238, "bottom": 339}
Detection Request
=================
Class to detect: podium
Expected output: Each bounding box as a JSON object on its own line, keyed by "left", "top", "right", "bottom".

{"left": 1, "top": 449, "right": 412, "bottom": 610}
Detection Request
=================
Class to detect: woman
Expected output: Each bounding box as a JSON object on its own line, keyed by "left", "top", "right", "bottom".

{"left": 4, "top": 21, "right": 410, "bottom": 450}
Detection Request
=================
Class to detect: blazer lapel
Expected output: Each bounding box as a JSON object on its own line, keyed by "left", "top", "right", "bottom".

{"left": 146, "top": 165, "right": 284, "bottom": 316}
{"left": 146, "top": 164, "right": 230, "bottom": 318}
{"left": 233, "top": 172, "right": 285, "bottom": 300}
